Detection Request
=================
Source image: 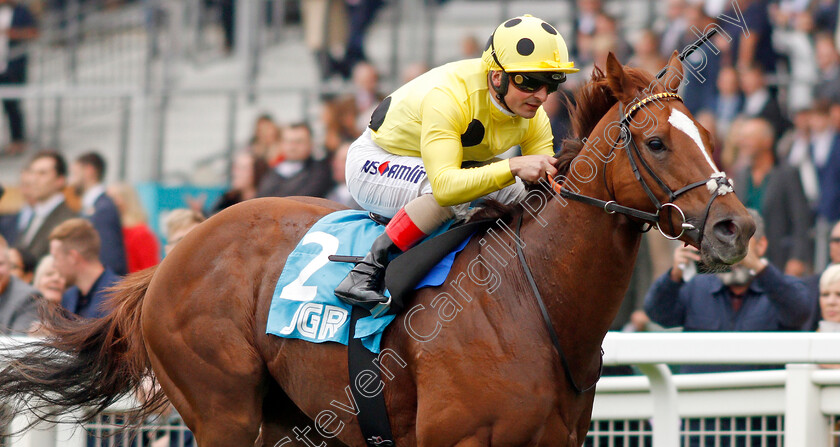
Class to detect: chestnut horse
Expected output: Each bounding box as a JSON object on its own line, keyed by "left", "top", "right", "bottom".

{"left": 0, "top": 52, "right": 753, "bottom": 446}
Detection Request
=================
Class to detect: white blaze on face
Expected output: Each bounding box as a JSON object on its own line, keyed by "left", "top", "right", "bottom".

{"left": 667, "top": 108, "right": 733, "bottom": 195}
{"left": 667, "top": 109, "right": 718, "bottom": 173}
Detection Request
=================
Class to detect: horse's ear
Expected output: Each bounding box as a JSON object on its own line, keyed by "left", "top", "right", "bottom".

{"left": 605, "top": 52, "right": 636, "bottom": 103}
{"left": 659, "top": 50, "right": 684, "bottom": 93}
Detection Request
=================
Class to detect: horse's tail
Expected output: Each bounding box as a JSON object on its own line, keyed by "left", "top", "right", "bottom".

{"left": 0, "top": 266, "right": 167, "bottom": 428}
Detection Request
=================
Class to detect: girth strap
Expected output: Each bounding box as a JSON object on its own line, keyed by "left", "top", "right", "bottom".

{"left": 347, "top": 306, "right": 396, "bottom": 446}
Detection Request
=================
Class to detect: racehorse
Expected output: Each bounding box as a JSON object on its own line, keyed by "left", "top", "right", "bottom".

{"left": 0, "top": 52, "right": 753, "bottom": 446}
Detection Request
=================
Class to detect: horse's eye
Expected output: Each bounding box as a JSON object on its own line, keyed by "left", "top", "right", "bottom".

{"left": 647, "top": 138, "right": 666, "bottom": 153}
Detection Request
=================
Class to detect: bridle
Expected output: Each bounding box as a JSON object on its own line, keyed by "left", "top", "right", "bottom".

{"left": 546, "top": 91, "right": 734, "bottom": 242}
{"left": 515, "top": 91, "right": 735, "bottom": 395}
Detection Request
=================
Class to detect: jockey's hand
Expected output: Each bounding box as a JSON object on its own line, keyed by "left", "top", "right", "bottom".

{"left": 509, "top": 155, "right": 558, "bottom": 183}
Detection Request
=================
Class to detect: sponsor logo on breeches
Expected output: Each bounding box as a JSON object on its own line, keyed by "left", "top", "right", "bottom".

{"left": 362, "top": 160, "right": 426, "bottom": 184}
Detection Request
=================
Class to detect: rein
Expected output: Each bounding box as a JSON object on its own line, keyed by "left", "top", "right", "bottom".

{"left": 515, "top": 213, "right": 603, "bottom": 394}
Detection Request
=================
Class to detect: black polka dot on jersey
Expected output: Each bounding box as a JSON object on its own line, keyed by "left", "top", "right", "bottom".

{"left": 461, "top": 119, "right": 485, "bottom": 147}
{"left": 504, "top": 18, "right": 521, "bottom": 27}
{"left": 541, "top": 22, "right": 558, "bottom": 35}
{"left": 368, "top": 96, "right": 391, "bottom": 131}
{"left": 516, "top": 38, "right": 534, "bottom": 56}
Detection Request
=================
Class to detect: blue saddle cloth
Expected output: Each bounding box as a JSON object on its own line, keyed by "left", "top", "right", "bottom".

{"left": 265, "top": 210, "right": 470, "bottom": 353}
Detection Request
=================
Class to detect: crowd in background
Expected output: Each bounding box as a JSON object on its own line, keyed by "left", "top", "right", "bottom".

{"left": 0, "top": 0, "right": 837, "bottom": 378}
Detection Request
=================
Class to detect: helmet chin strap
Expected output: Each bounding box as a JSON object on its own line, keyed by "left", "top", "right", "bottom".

{"left": 488, "top": 71, "right": 514, "bottom": 114}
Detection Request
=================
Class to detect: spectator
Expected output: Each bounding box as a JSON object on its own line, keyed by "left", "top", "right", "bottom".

{"left": 164, "top": 209, "right": 205, "bottom": 256}
{"left": 50, "top": 218, "right": 119, "bottom": 319}
{"left": 811, "top": 0, "right": 839, "bottom": 34}
{"left": 14, "top": 151, "right": 77, "bottom": 262}
{"left": 814, "top": 33, "right": 840, "bottom": 103}
{"left": 778, "top": 107, "right": 811, "bottom": 163}
{"left": 219, "top": 0, "right": 234, "bottom": 53}
{"left": 629, "top": 29, "right": 665, "bottom": 78}
{"left": 0, "top": 235, "right": 39, "bottom": 334}
{"left": 400, "top": 61, "right": 428, "bottom": 84}
{"left": 713, "top": 66, "right": 742, "bottom": 142}
{"left": 719, "top": 0, "right": 777, "bottom": 74}
{"left": 301, "top": 0, "right": 348, "bottom": 80}
{"left": 323, "top": 62, "right": 384, "bottom": 153}
{"left": 0, "top": 162, "right": 34, "bottom": 244}
{"left": 679, "top": 5, "right": 721, "bottom": 114}
{"left": 770, "top": 3, "right": 817, "bottom": 113}
{"left": 7, "top": 247, "right": 32, "bottom": 282}
{"left": 644, "top": 209, "right": 810, "bottom": 374}
{"left": 817, "top": 264, "right": 840, "bottom": 369}
{"left": 256, "top": 123, "right": 333, "bottom": 199}
{"left": 342, "top": 0, "right": 385, "bottom": 75}
{"left": 0, "top": 0, "right": 37, "bottom": 156}
{"left": 70, "top": 152, "right": 127, "bottom": 276}
{"left": 106, "top": 183, "right": 160, "bottom": 273}
{"left": 249, "top": 114, "right": 282, "bottom": 165}
{"left": 803, "top": 220, "right": 840, "bottom": 331}
{"left": 739, "top": 63, "right": 790, "bottom": 138}
{"left": 32, "top": 254, "right": 64, "bottom": 304}
{"left": 733, "top": 118, "right": 813, "bottom": 275}
{"left": 461, "top": 34, "right": 482, "bottom": 59}
{"left": 658, "top": 0, "right": 687, "bottom": 59}
{"left": 326, "top": 141, "right": 360, "bottom": 209}
{"left": 208, "top": 151, "right": 269, "bottom": 215}
{"left": 809, "top": 100, "right": 840, "bottom": 270}
{"left": 27, "top": 254, "right": 65, "bottom": 337}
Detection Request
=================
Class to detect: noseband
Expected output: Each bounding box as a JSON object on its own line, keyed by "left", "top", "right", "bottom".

{"left": 547, "top": 92, "right": 734, "bottom": 243}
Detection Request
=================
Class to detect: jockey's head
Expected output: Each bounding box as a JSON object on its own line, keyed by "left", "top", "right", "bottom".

{"left": 482, "top": 15, "right": 578, "bottom": 118}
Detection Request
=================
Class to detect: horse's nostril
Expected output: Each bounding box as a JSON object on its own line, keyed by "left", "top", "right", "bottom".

{"left": 713, "top": 219, "right": 737, "bottom": 240}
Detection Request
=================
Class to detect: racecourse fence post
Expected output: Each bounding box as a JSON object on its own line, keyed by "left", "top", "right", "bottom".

{"left": 53, "top": 411, "right": 86, "bottom": 447}
{"left": 9, "top": 413, "right": 56, "bottom": 447}
{"left": 784, "top": 364, "right": 825, "bottom": 447}
{"left": 635, "top": 363, "right": 679, "bottom": 447}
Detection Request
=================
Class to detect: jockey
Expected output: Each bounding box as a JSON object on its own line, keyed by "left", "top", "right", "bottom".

{"left": 335, "top": 14, "right": 578, "bottom": 307}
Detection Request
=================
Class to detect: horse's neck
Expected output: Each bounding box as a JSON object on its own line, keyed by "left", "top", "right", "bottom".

{"left": 518, "top": 155, "right": 642, "bottom": 372}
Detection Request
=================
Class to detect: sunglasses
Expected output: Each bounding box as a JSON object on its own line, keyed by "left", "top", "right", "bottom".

{"left": 510, "top": 72, "right": 566, "bottom": 94}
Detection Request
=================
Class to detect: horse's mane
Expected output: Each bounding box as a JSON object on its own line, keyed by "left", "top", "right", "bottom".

{"left": 470, "top": 64, "right": 659, "bottom": 223}
{"left": 556, "top": 65, "right": 657, "bottom": 175}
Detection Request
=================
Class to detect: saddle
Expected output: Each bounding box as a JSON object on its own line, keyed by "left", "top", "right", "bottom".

{"left": 329, "top": 212, "right": 493, "bottom": 315}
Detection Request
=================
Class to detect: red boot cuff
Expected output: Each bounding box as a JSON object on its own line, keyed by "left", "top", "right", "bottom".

{"left": 385, "top": 209, "right": 427, "bottom": 251}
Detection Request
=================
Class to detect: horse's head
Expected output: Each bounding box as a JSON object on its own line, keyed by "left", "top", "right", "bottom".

{"left": 574, "top": 51, "right": 754, "bottom": 266}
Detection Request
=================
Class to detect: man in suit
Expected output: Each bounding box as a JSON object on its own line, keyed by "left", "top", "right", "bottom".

{"left": 14, "top": 151, "right": 77, "bottom": 262}
{"left": 69, "top": 152, "right": 126, "bottom": 275}
{"left": 732, "top": 118, "right": 813, "bottom": 276}
{"left": 50, "top": 218, "right": 118, "bottom": 319}
{"left": 0, "top": 235, "right": 39, "bottom": 334}
{"left": 739, "top": 64, "right": 790, "bottom": 140}
{"left": 257, "top": 122, "right": 333, "bottom": 199}
{"left": 809, "top": 101, "right": 840, "bottom": 270}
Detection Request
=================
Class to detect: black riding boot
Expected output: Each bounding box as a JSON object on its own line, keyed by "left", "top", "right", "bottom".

{"left": 335, "top": 232, "right": 399, "bottom": 306}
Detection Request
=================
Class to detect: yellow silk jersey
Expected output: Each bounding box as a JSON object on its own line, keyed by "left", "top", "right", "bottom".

{"left": 367, "top": 58, "right": 555, "bottom": 206}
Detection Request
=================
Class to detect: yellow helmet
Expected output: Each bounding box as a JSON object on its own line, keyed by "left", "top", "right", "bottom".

{"left": 481, "top": 15, "right": 579, "bottom": 74}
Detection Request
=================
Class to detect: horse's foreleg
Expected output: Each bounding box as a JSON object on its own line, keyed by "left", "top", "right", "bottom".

{"left": 257, "top": 383, "right": 348, "bottom": 447}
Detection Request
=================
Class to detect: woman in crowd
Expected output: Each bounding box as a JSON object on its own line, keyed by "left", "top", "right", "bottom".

{"left": 208, "top": 151, "right": 269, "bottom": 215}
{"left": 818, "top": 264, "right": 840, "bottom": 369}
{"left": 32, "top": 255, "right": 64, "bottom": 304}
{"left": 28, "top": 255, "right": 65, "bottom": 336}
{"left": 107, "top": 183, "right": 160, "bottom": 273}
